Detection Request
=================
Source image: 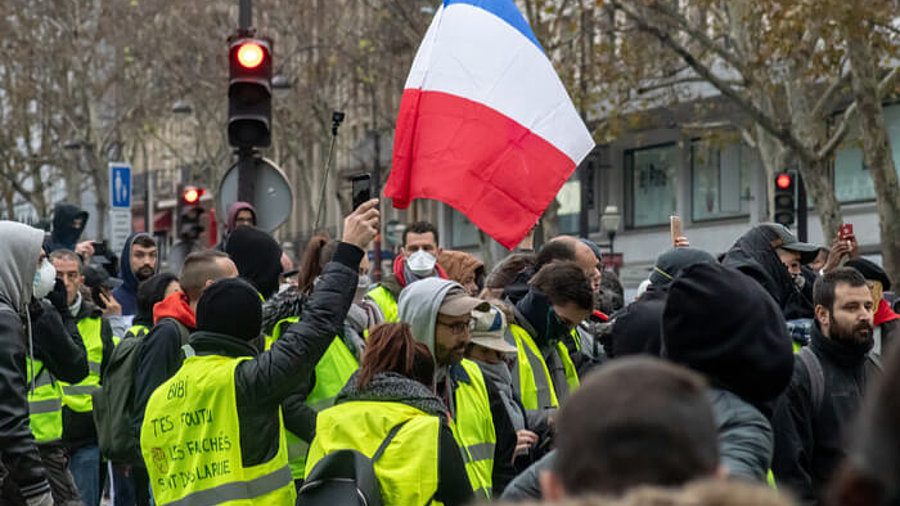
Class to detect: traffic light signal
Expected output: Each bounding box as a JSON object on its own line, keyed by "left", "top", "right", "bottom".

{"left": 178, "top": 185, "right": 206, "bottom": 241}
{"left": 774, "top": 172, "right": 795, "bottom": 226}
{"left": 229, "top": 37, "right": 272, "bottom": 148}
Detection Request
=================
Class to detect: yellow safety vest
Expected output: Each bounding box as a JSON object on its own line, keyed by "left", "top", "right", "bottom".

{"left": 141, "top": 354, "right": 294, "bottom": 506}
{"left": 60, "top": 317, "right": 104, "bottom": 413}
{"left": 268, "top": 317, "right": 360, "bottom": 480}
{"left": 124, "top": 324, "right": 150, "bottom": 340}
{"left": 366, "top": 285, "right": 398, "bottom": 323}
{"left": 452, "top": 359, "right": 496, "bottom": 499}
{"left": 26, "top": 357, "right": 64, "bottom": 443}
{"left": 306, "top": 400, "right": 443, "bottom": 506}
{"left": 509, "top": 324, "right": 579, "bottom": 412}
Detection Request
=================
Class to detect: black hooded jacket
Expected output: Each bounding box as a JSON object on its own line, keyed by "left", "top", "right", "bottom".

{"left": 225, "top": 227, "right": 283, "bottom": 301}
{"left": 49, "top": 204, "right": 89, "bottom": 252}
{"left": 608, "top": 284, "right": 667, "bottom": 358}
{"left": 721, "top": 226, "right": 811, "bottom": 318}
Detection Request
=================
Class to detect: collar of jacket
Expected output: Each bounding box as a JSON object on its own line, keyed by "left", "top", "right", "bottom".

{"left": 75, "top": 296, "right": 103, "bottom": 321}
{"left": 811, "top": 321, "right": 874, "bottom": 368}
{"left": 189, "top": 330, "right": 261, "bottom": 359}
{"left": 449, "top": 362, "right": 471, "bottom": 385}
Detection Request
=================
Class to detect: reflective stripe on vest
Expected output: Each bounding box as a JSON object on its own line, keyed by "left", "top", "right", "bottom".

{"left": 307, "top": 400, "right": 442, "bottom": 506}
{"left": 26, "top": 358, "right": 64, "bottom": 442}
{"left": 509, "top": 324, "right": 559, "bottom": 411}
{"left": 141, "top": 355, "right": 295, "bottom": 506}
{"left": 366, "top": 285, "right": 398, "bottom": 323}
{"left": 452, "top": 359, "right": 496, "bottom": 499}
{"left": 270, "top": 317, "right": 360, "bottom": 480}
{"left": 569, "top": 328, "right": 582, "bottom": 352}
{"left": 555, "top": 341, "right": 580, "bottom": 392}
{"left": 60, "top": 317, "right": 104, "bottom": 413}
{"left": 125, "top": 325, "right": 150, "bottom": 340}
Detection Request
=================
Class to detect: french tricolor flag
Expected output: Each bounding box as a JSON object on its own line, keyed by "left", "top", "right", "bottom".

{"left": 385, "top": 0, "right": 595, "bottom": 249}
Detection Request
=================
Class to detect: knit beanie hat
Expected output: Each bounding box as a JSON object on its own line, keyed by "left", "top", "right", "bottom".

{"left": 650, "top": 247, "right": 717, "bottom": 287}
{"left": 196, "top": 278, "right": 262, "bottom": 342}
{"left": 662, "top": 262, "right": 793, "bottom": 405}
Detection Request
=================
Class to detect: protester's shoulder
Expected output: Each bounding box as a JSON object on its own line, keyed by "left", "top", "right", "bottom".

{"left": 709, "top": 388, "right": 767, "bottom": 422}
{"left": 0, "top": 303, "right": 21, "bottom": 337}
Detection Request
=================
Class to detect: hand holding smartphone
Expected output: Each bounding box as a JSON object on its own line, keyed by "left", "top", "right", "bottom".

{"left": 351, "top": 174, "right": 373, "bottom": 211}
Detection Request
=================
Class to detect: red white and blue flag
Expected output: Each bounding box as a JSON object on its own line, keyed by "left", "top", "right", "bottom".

{"left": 385, "top": 0, "right": 595, "bottom": 249}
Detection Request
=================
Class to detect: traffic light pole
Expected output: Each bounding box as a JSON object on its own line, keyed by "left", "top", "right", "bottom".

{"left": 237, "top": 148, "right": 257, "bottom": 205}
{"left": 797, "top": 171, "right": 808, "bottom": 242}
{"left": 239, "top": 0, "right": 252, "bottom": 30}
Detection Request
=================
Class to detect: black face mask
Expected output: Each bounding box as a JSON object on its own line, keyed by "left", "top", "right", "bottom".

{"left": 545, "top": 307, "right": 571, "bottom": 342}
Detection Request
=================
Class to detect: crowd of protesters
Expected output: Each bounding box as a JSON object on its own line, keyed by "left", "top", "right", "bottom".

{"left": 0, "top": 200, "right": 898, "bottom": 506}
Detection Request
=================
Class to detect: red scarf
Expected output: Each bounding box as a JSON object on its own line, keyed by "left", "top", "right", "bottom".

{"left": 153, "top": 291, "right": 197, "bottom": 329}
{"left": 874, "top": 298, "right": 900, "bottom": 327}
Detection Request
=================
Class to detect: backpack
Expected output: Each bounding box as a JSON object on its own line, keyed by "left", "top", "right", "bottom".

{"left": 93, "top": 317, "right": 190, "bottom": 463}
{"left": 297, "top": 421, "right": 408, "bottom": 506}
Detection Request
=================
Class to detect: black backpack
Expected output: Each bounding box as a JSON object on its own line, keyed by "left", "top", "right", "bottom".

{"left": 297, "top": 421, "right": 409, "bottom": 506}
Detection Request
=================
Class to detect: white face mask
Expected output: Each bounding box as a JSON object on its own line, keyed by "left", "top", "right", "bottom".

{"left": 407, "top": 250, "right": 437, "bottom": 276}
{"left": 33, "top": 258, "right": 57, "bottom": 300}
{"left": 354, "top": 275, "right": 372, "bottom": 303}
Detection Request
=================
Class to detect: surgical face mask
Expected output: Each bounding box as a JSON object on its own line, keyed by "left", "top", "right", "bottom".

{"left": 406, "top": 250, "right": 437, "bottom": 276}
{"left": 354, "top": 275, "right": 372, "bottom": 303}
{"left": 33, "top": 259, "right": 56, "bottom": 300}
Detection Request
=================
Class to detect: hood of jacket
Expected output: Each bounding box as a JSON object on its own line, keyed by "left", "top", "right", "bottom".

{"left": 337, "top": 372, "right": 448, "bottom": 423}
{"left": 398, "top": 277, "right": 459, "bottom": 360}
{"left": 226, "top": 202, "right": 257, "bottom": 234}
{"left": 721, "top": 225, "right": 796, "bottom": 309}
{"left": 50, "top": 203, "right": 88, "bottom": 251}
{"left": 153, "top": 290, "right": 196, "bottom": 329}
{"left": 0, "top": 221, "right": 45, "bottom": 310}
{"left": 225, "top": 226, "right": 283, "bottom": 300}
{"left": 261, "top": 286, "right": 307, "bottom": 336}
{"left": 662, "top": 262, "right": 793, "bottom": 408}
{"left": 438, "top": 250, "right": 484, "bottom": 285}
{"left": 118, "top": 232, "right": 157, "bottom": 292}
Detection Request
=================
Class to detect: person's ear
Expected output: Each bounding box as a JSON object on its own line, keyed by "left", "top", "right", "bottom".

{"left": 437, "top": 246, "right": 443, "bottom": 257}
{"left": 79, "top": 275, "right": 85, "bottom": 286}
{"left": 540, "top": 470, "right": 566, "bottom": 501}
{"left": 815, "top": 304, "right": 830, "bottom": 328}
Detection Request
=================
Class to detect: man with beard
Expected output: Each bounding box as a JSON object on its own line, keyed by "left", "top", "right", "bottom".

{"left": 772, "top": 267, "right": 881, "bottom": 505}
{"left": 112, "top": 233, "right": 158, "bottom": 317}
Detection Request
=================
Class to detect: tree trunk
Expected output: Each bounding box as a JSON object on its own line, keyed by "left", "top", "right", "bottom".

{"left": 844, "top": 30, "right": 900, "bottom": 281}
{"left": 802, "top": 158, "right": 843, "bottom": 243}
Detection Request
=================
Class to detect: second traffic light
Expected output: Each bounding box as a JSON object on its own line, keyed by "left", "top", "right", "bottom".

{"left": 774, "top": 172, "right": 795, "bottom": 226}
{"left": 229, "top": 37, "right": 272, "bottom": 149}
{"left": 178, "top": 185, "right": 206, "bottom": 241}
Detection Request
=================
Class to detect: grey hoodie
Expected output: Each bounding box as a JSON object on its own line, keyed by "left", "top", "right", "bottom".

{"left": 397, "top": 277, "right": 460, "bottom": 361}
{"left": 0, "top": 221, "right": 44, "bottom": 311}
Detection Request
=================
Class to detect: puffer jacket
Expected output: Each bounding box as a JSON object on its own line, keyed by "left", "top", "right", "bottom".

{"left": 186, "top": 242, "right": 362, "bottom": 467}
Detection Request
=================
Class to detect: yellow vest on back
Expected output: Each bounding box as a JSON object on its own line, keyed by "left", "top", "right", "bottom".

{"left": 141, "top": 354, "right": 294, "bottom": 506}
{"left": 306, "top": 400, "right": 442, "bottom": 506}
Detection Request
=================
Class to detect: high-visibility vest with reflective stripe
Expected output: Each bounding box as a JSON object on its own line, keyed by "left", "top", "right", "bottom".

{"left": 366, "top": 285, "right": 398, "bottom": 323}
{"left": 556, "top": 341, "right": 580, "bottom": 392}
{"left": 452, "top": 359, "right": 496, "bottom": 499}
{"left": 26, "top": 357, "right": 64, "bottom": 443}
{"left": 568, "top": 328, "right": 582, "bottom": 352}
{"left": 60, "top": 317, "right": 104, "bottom": 412}
{"left": 306, "top": 400, "right": 443, "bottom": 506}
{"left": 141, "top": 354, "right": 294, "bottom": 506}
{"left": 124, "top": 324, "right": 150, "bottom": 340}
{"left": 509, "top": 324, "right": 579, "bottom": 411}
{"left": 269, "top": 317, "right": 360, "bottom": 480}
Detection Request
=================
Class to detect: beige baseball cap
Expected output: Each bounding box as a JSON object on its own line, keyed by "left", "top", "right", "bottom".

{"left": 470, "top": 305, "right": 517, "bottom": 353}
{"left": 439, "top": 286, "right": 490, "bottom": 316}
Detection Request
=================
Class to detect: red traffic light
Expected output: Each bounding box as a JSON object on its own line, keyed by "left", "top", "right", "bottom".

{"left": 237, "top": 42, "right": 265, "bottom": 69}
{"left": 776, "top": 174, "right": 792, "bottom": 189}
{"left": 183, "top": 187, "right": 203, "bottom": 204}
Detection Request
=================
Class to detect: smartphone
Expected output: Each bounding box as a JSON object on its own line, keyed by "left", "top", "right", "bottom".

{"left": 839, "top": 223, "right": 854, "bottom": 242}
{"left": 351, "top": 173, "right": 372, "bottom": 211}
{"left": 670, "top": 216, "right": 682, "bottom": 246}
{"left": 92, "top": 241, "right": 109, "bottom": 258}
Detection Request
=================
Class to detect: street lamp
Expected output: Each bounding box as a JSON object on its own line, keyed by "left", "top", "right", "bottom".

{"left": 600, "top": 205, "right": 621, "bottom": 254}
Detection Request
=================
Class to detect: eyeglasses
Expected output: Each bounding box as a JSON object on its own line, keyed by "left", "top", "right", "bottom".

{"left": 437, "top": 318, "right": 472, "bottom": 336}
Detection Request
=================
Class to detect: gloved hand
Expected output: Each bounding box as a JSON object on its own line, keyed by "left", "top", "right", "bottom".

{"left": 25, "top": 491, "right": 53, "bottom": 506}
{"left": 47, "top": 278, "right": 69, "bottom": 314}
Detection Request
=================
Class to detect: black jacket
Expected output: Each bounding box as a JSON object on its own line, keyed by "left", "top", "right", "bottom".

{"left": 771, "top": 325, "right": 881, "bottom": 505}
{"left": 30, "top": 299, "right": 89, "bottom": 385}
{"left": 164, "top": 242, "right": 362, "bottom": 468}
{"left": 62, "top": 301, "right": 114, "bottom": 451}
{"left": 608, "top": 284, "right": 667, "bottom": 358}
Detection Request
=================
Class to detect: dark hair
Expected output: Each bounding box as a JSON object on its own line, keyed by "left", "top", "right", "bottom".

{"left": 599, "top": 269, "right": 625, "bottom": 314}
{"left": 531, "top": 260, "right": 593, "bottom": 311}
{"left": 358, "top": 323, "right": 434, "bottom": 389}
{"left": 554, "top": 357, "right": 718, "bottom": 496}
{"left": 402, "top": 221, "right": 439, "bottom": 248}
{"left": 813, "top": 267, "right": 867, "bottom": 312}
{"left": 180, "top": 250, "right": 231, "bottom": 301}
{"left": 485, "top": 252, "right": 536, "bottom": 289}
{"left": 49, "top": 248, "right": 83, "bottom": 273}
{"left": 536, "top": 240, "right": 576, "bottom": 270}
{"left": 136, "top": 272, "right": 179, "bottom": 321}
{"left": 132, "top": 235, "right": 157, "bottom": 249}
{"left": 296, "top": 234, "right": 335, "bottom": 294}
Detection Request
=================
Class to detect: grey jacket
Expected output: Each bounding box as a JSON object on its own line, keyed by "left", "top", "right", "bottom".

{"left": 710, "top": 387, "right": 773, "bottom": 482}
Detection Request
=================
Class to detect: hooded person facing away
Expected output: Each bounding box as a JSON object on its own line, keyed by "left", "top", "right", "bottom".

{"left": 225, "top": 226, "right": 283, "bottom": 301}
{"left": 0, "top": 221, "right": 58, "bottom": 505}
{"left": 49, "top": 203, "right": 89, "bottom": 253}
{"left": 662, "top": 262, "right": 794, "bottom": 482}
{"left": 112, "top": 233, "right": 159, "bottom": 317}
